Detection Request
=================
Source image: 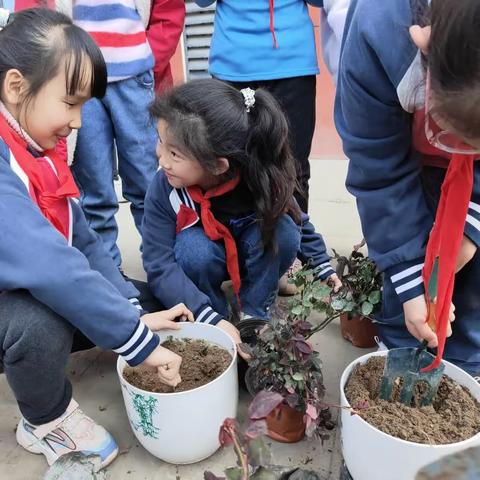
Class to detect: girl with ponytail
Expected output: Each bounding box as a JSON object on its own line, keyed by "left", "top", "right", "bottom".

{"left": 143, "top": 78, "right": 341, "bottom": 353}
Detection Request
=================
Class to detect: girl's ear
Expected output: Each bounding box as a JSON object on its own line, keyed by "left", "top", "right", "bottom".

{"left": 2, "top": 69, "right": 28, "bottom": 106}
{"left": 215, "top": 157, "right": 230, "bottom": 176}
{"left": 409, "top": 25, "right": 431, "bottom": 54}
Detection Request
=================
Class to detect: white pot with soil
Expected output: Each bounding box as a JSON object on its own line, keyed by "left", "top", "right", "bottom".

{"left": 340, "top": 351, "right": 480, "bottom": 480}
{"left": 117, "top": 322, "right": 238, "bottom": 464}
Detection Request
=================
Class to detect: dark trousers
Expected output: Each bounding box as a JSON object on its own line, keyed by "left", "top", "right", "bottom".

{"left": 0, "top": 280, "right": 162, "bottom": 425}
{"left": 226, "top": 75, "right": 316, "bottom": 213}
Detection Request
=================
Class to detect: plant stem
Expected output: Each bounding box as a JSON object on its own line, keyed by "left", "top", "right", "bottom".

{"left": 306, "top": 312, "right": 342, "bottom": 339}
{"left": 230, "top": 427, "right": 249, "bottom": 480}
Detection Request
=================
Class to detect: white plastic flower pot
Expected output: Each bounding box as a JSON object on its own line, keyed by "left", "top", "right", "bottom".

{"left": 340, "top": 351, "right": 480, "bottom": 480}
{"left": 117, "top": 322, "right": 238, "bottom": 464}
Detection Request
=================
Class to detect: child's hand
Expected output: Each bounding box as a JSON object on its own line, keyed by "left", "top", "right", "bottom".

{"left": 141, "top": 303, "right": 194, "bottom": 331}
{"left": 403, "top": 295, "right": 455, "bottom": 348}
{"left": 216, "top": 319, "right": 250, "bottom": 361}
{"left": 456, "top": 235, "right": 477, "bottom": 273}
{"left": 327, "top": 273, "right": 342, "bottom": 293}
{"left": 142, "top": 345, "right": 182, "bottom": 387}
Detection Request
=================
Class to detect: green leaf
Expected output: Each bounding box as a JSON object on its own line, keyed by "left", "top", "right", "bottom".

{"left": 359, "top": 294, "right": 367, "bottom": 302}
{"left": 225, "top": 467, "right": 243, "bottom": 480}
{"left": 292, "top": 372, "right": 304, "bottom": 381}
{"left": 291, "top": 305, "right": 304, "bottom": 316}
{"left": 313, "top": 283, "right": 332, "bottom": 297}
{"left": 368, "top": 290, "right": 381, "bottom": 305}
{"left": 330, "top": 298, "right": 347, "bottom": 311}
{"left": 361, "top": 301, "right": 374, "bottom": 316}
{"left": 247, "top": 437, "right": 272, "bottom": 467}
{"left": 344, "top": 301, "right": 356, "bottom": 312}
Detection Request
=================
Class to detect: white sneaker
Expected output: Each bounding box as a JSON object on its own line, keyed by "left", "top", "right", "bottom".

{"left": 16, "top": 399, "right": 118, "bottom": 469}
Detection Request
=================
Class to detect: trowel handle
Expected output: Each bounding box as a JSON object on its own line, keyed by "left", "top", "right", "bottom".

{"left": 426, "top": 299, "right": 437, "bottom": 333}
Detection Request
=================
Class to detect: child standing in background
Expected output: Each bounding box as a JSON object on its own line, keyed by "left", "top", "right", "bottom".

{"left": 142, "top": 79, "right": 341, "bottom": 353}
{"left": 72, "top": 0, "right": 185, "bottom": 267}
{"left": 194, "top": 0, "right": 349, "bottom": 213}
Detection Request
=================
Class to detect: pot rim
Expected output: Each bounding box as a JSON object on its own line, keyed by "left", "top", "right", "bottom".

{"left": 117, "top": 322, "right": 237, "bottom": 397}
{"left": 340, "top": 350, "right": 480, "bottom": 449}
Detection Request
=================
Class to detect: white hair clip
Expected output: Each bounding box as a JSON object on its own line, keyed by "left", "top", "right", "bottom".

{"left": 0, "top": 8, "right": 10, "bottom": 31}
{"left": 240, "top": 87, "right": 256, "bottom": 113}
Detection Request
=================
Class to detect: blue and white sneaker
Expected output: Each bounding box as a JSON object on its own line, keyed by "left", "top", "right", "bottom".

{"left": 16, "top": 399, "right": 118, "bottom": 469}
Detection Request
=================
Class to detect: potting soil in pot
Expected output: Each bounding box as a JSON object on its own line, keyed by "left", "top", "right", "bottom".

{"left": 123, "top": 338, "right": 232, "bottom": 393}
{"left": 345, "top": 356, "right": 480, "bottom": 444}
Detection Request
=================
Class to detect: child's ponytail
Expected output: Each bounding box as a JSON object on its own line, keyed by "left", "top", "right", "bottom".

{"left": 243, "top": 88, "right": 301, "bottom": 249}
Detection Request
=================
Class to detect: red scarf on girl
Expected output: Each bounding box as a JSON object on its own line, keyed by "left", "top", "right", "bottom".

{"left": 188, "top": 174, "right": 242, "bottom": 302}
{"left": 0, "top": 113, "right": 79, "bottom": 240}
{"left": 422, "top": 152, "right": 475, "bottom": 371}
{"left": 414, "top": 108, "right": 476, "bottom": 370}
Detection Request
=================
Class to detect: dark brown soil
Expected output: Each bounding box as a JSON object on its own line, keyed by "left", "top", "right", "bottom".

{"left": 123, "top": 338, "right": 232, "bottom": 393}
{"left": 345, "top": 356, "right": 480, "bottom": 444}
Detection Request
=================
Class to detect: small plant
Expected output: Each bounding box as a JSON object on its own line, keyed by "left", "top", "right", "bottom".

{"left": 331, "top": 249, "right": 382, "bottom": 319}
{"left": 241, "top": 264, "right": 339, "bottom": 438}
{"left": 204, "top": 418, "right": 322, "bottom": 480}
{"left": 241, "top": 252, "right": 381, "bottom": 438}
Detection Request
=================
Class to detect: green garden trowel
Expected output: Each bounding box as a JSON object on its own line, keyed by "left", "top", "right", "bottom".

{"left": 379, "top": 259, "right": 445, "bottom": 406}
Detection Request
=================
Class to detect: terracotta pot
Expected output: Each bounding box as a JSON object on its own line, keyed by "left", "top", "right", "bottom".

{"left": 266, "top": 403, "right": 305, "bottom": 443}
{"left": 340, "top": 313, "right": 378, "bottom": 348}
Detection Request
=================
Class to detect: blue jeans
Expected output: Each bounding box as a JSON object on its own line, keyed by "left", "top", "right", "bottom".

{"left": 174, "top": 214, "right": 301, "bottom": 319}
{"left": 72, "top": 71, "right": 159, "bottom": 266}
{"left": 376, "top": 167, "right": 480, "bottom": 375}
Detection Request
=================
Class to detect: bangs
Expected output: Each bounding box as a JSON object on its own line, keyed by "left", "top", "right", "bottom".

{"left": 63, "top": 25, "right": 107, "bottom": 98}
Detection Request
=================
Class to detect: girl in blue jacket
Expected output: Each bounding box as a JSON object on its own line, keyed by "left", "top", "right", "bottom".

{"left": 142, "top": 78, "right": 341, "bottom": 357}
{"left": 336, "top": 0, "right": 480, "bottom": 375}
{"left": 0, "top": 8, "right": 190, "bottom": 469}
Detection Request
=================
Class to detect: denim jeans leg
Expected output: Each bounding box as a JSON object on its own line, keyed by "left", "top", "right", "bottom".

{"left": 0, "top": 291, "right": 74, "bottom": 425}
{"left": 72, "top": 97, "right": 121, "bottom": 266}
{"left": 106, "top": 72, "right": 159, "bottom": 236}
{"left": 174, "top": 227, "right": 229, "bottom": 318}
{"left": 234, "top": 214, "right": 301, "bottom": 319}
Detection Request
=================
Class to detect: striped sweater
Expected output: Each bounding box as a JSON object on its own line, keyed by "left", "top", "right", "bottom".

{"left": 72, "top": 0, "right": 155, "bottom": 82}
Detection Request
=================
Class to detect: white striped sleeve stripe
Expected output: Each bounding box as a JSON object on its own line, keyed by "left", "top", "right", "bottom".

{"left": 390, "top": 263, "right": 424, "bottom": 283}
{"left": 318, "top": 266, "right": 334, "bottom": 277}
{"left": 113, "top": 322, "right": 145, "bottom": 354}
{"left": 467, "top": 214, "right": 480, "bottom": 232}
{"left": 469, "top": 202, "right": 480, "bottom": 214}
{"left": 129, "top": 298, "right": 142, "bottom": 310}
{"left": 123, "top": 330, "right": 154, "bottom": 362}
{"left": 203, "top": 312, "right": 220, "bottom": 324}
{"left": 319, "top": 262, "right": 331, "bottom": 268}
{"left": 395, "top": 276, "right": 423, "bottom": 294}
{"left": 196, "top": 306, "right": 213, "bottom": 323}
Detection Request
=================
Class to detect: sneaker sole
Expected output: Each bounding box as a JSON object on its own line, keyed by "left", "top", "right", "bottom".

{"left": 16, "top": 422, "right": 119, "bottom": 470}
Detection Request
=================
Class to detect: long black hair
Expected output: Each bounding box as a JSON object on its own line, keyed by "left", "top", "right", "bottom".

{"left": 151, "top": 78, "right": 300, "bottom": 250}
{"left": 425, "top": 0, "right": 480, "bottom": 141}
{"left": 0, "top": 8, "right": 106, "bottom": 107}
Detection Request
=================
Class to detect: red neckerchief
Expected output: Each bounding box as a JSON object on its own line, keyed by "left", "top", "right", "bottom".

{"left": 188, "top": 174, "right": 242, "bottom": 302}
{"left": 422, "top": 152, "right": 475, "bottom": 371}
{"left": 412, "top": 107, "right": 475, "bottom": 370}
{"left": 0, "top": 113, "right": 79, "bottom": 240}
